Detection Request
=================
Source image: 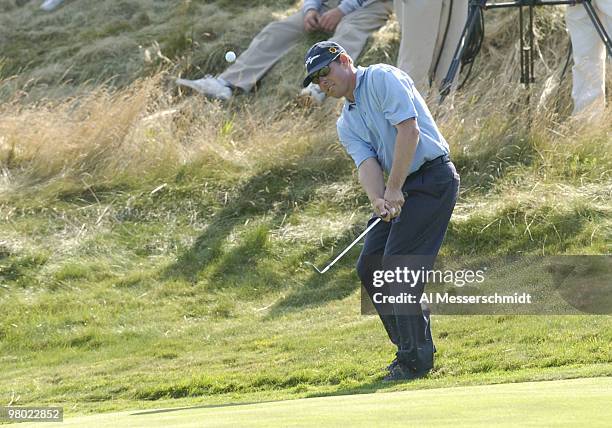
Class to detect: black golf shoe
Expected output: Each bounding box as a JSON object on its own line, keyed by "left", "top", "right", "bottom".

{"left": 382, "top": 363, "right": 430, "bottom": 382}
{"left": 386, "top": 357, "right": 399, "bottom": 372}
{"left": 416, "top": 344, "right": 434, "bottom": 372}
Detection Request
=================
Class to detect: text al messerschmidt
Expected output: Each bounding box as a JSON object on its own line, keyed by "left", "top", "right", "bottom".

{"left": 372, "top": 292, "right": 533, "bottom": 305}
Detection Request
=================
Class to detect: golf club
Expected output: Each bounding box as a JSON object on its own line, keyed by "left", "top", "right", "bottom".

{"left": 306, "top": 217, "right": 382, "bottom": 274}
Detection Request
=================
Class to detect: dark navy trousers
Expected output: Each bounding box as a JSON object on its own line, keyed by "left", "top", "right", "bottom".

{"left": 356, "top": 158, "right": 459, "bottom": 371}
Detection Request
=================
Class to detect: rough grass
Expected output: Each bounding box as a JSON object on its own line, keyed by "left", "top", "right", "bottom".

{"left": 0, "top": 0, "right": 611, "bottom": 418}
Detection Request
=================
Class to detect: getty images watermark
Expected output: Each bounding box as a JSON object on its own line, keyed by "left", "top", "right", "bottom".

{"left": 370, "top": 265, "right": 531, "bottom": 305}
{"left": 360, "top": 255, "right": 611, "bottom": 315}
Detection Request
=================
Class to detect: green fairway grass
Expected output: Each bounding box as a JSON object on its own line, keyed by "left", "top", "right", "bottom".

{"left": 11, "top": 377, "right": 612, "bottom": 427}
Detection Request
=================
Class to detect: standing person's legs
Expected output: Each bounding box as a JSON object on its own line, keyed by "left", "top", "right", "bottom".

{"left": 384, "top": 160, "right": 460, "bottom": 375}
{"left": 566, "top": 2, "right": 611, "bottom": 116}
{"left": 219, "top": 10, "right": 310, "bottom": 92}
{"left": 394, "top": 0, "right": 444, "bottom": 93}
{"left": 330, "top": 0, "right": 393, "bottom": 61}
{"left": 357, "top": 218, "right": 400, "bottom": 348}
{"left": 430, "top": 0, "right": 469, "bottom": 90}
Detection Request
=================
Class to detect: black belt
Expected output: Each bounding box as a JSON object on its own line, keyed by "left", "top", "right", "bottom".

{"left": 413, "top": 154, "right": 450, "bottom": 176}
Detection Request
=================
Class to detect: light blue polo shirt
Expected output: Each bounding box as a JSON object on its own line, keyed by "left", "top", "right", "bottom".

{"left": 337, "top": 64, "right": 449, "bottom": 175}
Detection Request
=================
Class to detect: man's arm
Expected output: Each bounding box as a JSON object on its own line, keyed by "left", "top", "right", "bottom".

{"left": 319, "top": 0, "right": 373, "bottom": 32}
{"left": 303, "top": 0, "right": 323, "bottom": 31}
{"left": 318, "top": 7, "right": 344, "bottom": 32}
{"left": 358, "top": 157, "right": 391, "bottom": 222}
{"left": 384, "top": 118, "right": 420, "bottom": 214}
{"left": 302, "top": 0, "right": 323, "bottom": 13}
{"left": 337, "top": 0, "right": 372, "bottom": 16}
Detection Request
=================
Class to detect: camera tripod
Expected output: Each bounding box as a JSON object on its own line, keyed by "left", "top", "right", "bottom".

{"left": 439, "top": 0, "right": 612, "bottom": 103}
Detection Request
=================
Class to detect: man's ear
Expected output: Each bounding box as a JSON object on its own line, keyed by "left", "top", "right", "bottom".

{"left": 339, "top": 53, "right": 351, "bottom": 66}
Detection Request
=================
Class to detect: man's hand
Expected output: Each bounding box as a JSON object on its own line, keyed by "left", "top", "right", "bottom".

{"left": 304, "top": 9, "right": 321, "bottom": 32}
{"left": 319, "top": 7, "right": 344, "bottom": 32}
{"left": 372, "top": 197, "right": 393, "bottom": 222}
{"left": 383, "top": 186, "right": 404, "bottom": 220}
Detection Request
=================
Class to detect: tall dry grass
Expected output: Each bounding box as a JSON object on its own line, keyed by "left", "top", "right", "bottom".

{"left": 0, "top": 4, "right": 610, "bottom": 196}
{"left": 0, "top": 77, "right": 170, "bottom": 192}
{"left": 0, "top": 77, "right": 336, "bottom": 195}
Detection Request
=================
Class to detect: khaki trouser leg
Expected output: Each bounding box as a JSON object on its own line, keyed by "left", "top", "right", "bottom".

{"left": 394, "top": 0, "right": 468, "bottom": 95}
{"left": 395, "top": 0, "right": 443, "bottom": 93}
{"left": 330, "top": 1, "right": 393, "bottom": 61}
{"left": 219, "top": 2, "right": 345, "bottom": 92}
{"left": 219, "top": 11, "right": 307, "bottom": 92}
{"left": 430, "top": 0, "right": 468, "bottom": 90}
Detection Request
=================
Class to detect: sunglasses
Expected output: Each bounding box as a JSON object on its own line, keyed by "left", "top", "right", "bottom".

{"left": 311, "top": 65, "right": 331, "bottom": 85}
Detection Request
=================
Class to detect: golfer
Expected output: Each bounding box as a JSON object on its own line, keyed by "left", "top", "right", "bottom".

{"left": 303, "top": 41, "right": 459, "bottom": 381}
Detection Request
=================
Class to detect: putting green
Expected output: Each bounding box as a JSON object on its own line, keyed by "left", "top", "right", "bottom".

{"left": 15, "top": 377, "right": 612, "bottom": 427}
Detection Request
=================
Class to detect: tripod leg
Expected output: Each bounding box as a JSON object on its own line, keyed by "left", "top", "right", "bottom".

{"left": 529, "top": 4, "right": 535, "bottom": 84}
{"left": 439, "top": 0, "right": 486, "bottom": 102}
{"left": 520, "top": 4, "right": 526, "bottom": 84}
{"left": 518, "top": 3, "right": 536, "bottom": 88}
{"left": 581, "top": 0, "right": 612, "bottom": 57}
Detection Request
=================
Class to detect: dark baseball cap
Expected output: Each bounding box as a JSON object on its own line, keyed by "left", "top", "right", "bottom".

{"left": 302, "top": 41, "right": 346, "bottom": 87}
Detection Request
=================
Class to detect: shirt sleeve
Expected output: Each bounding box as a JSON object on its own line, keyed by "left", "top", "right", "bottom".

{"left": 371, "top": 67, "right": 419, "bottom": 126}
{"left": 338, "top": 0, "right": 370, "bottom": 15}
{"left": 337, "top": 116, "right": 377, "bottom": 168}
{"left": 303, "top": 0, "right": 323, "bottom": 13}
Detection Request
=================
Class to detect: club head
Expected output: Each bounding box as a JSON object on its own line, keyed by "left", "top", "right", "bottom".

{"left": 304, "top": 261, "right": 325, "bottom": 274}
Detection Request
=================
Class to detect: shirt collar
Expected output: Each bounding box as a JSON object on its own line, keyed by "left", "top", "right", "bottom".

{"left": 354, "top": 66, "right": 366, "bottom": 92}
{"left": 347, "top": 66, "right": 366, "bottom": 111}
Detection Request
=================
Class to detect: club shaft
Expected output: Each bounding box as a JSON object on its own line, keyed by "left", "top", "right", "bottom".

{"left": 320, "top": 217, "right": 382, "bottom": 274}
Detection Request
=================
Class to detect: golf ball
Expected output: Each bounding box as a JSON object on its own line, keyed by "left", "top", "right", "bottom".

{"left": 225, "top": 51, "right": 236, "bottom": 63}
